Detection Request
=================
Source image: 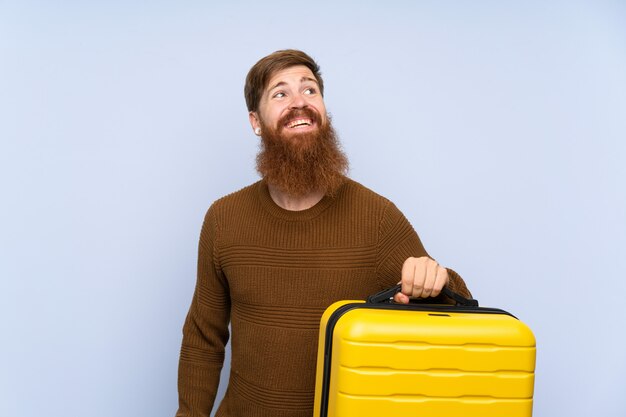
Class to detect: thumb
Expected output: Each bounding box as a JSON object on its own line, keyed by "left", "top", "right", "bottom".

{"left": 394, "top": 292, "right": 409, "bottom": 304}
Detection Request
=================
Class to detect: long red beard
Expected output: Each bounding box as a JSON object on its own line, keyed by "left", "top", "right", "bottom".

{"left": 256, "top": 110, "right": 349, "bottom": 198}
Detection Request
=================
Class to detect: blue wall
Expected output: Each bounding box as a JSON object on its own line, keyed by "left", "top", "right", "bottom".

{"left": 1, "top": 1, "right": 625, "bottom": 416}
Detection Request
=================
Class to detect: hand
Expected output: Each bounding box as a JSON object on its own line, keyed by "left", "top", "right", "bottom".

{"left": 393, "top": 256, "right": 449, "bottom": 304}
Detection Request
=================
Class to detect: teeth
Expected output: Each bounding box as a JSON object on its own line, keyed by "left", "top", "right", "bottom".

{"left": 287, "top": 118, "right": 312, "bottom": 128}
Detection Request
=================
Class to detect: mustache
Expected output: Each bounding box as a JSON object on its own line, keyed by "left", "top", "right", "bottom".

{"left": 277, "top": 107, "right": 321, "bottom": 128}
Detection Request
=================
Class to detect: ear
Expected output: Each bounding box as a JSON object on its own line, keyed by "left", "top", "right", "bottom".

{"left": 249, "top": 112, "right": 261, "bottom": 134}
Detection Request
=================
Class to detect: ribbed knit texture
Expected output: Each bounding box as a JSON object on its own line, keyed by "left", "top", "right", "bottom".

{"left": 176, "top": 178, "right": 470, "bottom": 417}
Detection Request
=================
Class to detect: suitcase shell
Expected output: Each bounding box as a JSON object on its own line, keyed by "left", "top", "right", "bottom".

{"left": 313, "top": 297, "right": 536, "bottom": 417}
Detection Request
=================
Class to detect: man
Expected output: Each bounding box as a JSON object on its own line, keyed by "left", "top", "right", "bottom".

{"left": 176, "top": 49, "right": 470, "bottom": 417}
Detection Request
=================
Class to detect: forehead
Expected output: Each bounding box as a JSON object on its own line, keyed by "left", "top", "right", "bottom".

{"left": 265, "top": 65, "right": 317, "bottom": 90}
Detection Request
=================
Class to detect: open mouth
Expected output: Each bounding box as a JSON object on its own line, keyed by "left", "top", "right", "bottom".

{"left": 285, "top": 118, "right": 314, "bottom": 129}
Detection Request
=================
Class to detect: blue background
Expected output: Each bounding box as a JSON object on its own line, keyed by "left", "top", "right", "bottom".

{"left": 1, "top": 1, "right": 625, "bottom": 416}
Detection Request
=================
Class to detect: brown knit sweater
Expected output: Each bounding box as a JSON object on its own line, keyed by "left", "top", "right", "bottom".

{"left": 176, "top": 178, "right": 470, "bottom": 417}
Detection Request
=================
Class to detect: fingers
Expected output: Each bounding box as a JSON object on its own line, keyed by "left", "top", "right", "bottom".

{"left": 431, "top": 265, "right": 449, "bottom": 297}
{"left": 400, "top": 257, "right": 447, "bottom": 300}
{"left": 421, "top": 259, "right": 438, "bottom": 298}
{"left": 401, "top": 256, "right": 425, "bottom": 298}
{"left": 401, "top": 259, "right": 416, "bottom": 299}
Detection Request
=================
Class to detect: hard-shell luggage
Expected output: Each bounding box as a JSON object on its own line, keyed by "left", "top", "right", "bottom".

{"left": 313, "top": 285, "right": 536, "bottom": 417}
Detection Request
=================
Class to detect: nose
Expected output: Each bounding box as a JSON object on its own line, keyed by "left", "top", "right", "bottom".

{"left": 289, "top": 92, "right": 307, "bottom": 109}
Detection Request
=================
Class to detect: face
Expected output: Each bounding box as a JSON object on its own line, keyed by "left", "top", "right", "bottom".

{"left": 249, "top": 65, "right": 327, "bottom": 137}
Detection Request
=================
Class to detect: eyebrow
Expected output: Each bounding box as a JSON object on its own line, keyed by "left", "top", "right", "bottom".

{"left": 267, "top": 76, "right": 319, "bottom": 93}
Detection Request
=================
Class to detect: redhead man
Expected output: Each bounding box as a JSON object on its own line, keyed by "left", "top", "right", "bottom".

{"left": 175, "top": 49, "right": 471, "bottom": 417}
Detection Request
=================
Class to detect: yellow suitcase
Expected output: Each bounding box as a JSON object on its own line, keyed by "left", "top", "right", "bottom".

{"left": 313, "top": 285, "right": 536, "bottom": 417}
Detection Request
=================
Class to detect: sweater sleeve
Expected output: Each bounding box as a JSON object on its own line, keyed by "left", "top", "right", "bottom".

{"left": 375, "top": 201, "right": 471, "bottom": 301}
{"left": 176, "top": 205, "right": 231, "bottom": 417}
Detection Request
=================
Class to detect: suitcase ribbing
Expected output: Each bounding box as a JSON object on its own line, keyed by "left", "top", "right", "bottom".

{"left": 313, "top": 288, "right": 536, "bottom": 417}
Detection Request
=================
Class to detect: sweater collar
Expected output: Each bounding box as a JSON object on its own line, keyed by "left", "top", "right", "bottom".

{"left": 256, "top": 179, "right": 346, "bottom": 221}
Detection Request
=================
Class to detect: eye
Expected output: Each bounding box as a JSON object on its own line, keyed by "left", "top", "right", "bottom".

{"left": 273, "top": 91, "right": 286, "bottom": 99}
{"left": 304, "top": 87, "right": 316, "bottom": 95}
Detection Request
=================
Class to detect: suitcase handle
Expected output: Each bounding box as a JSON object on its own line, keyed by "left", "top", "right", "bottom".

{"left": 367, "top": 284, "right": 479, "bottom": 307}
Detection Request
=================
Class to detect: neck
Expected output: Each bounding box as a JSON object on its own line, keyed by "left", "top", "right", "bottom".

{"left": 267, "top": 184, "right": 325, "bottom": 211}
